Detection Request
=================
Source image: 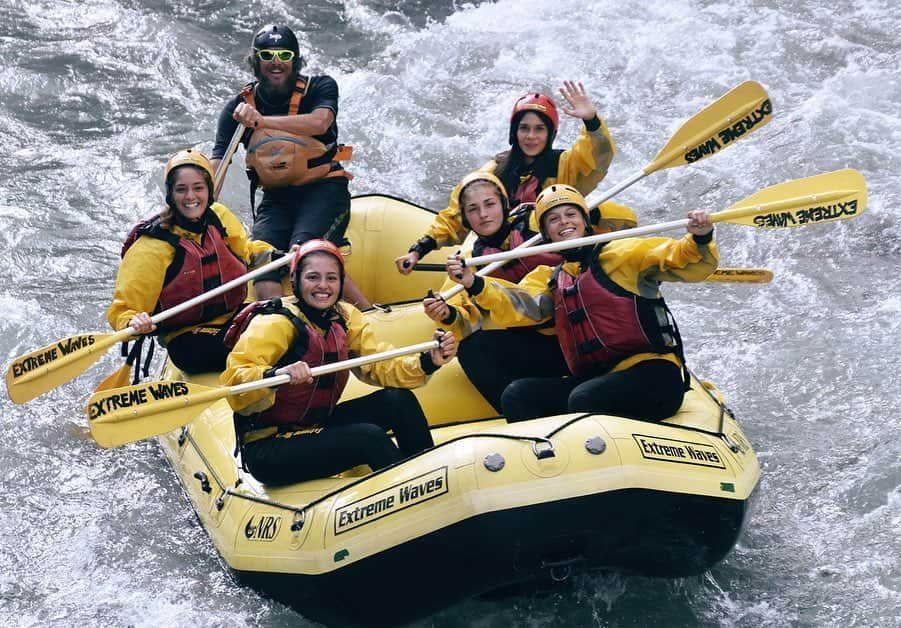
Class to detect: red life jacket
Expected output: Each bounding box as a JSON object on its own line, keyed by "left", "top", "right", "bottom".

{"left": 225, "top": 300, "right": 349, "bottom": 428}
{"left": 551, "top": 245, "right": 681, "bottom": 377}
{"left": 512, "top": 175, "right": 540, "bottom": 206}
{"left": 121, "top": 211, "right": 248, "bottom": 331}
{"left": 472, "top": 213, "right": 562, "bottom": 283}
{"left": 496, "top": 148, "right": 563, "bottom": 208}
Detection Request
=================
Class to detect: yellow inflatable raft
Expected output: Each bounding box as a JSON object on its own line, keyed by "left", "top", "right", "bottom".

{"left": 157, "top": 195, "right": 760, "bottom": 626}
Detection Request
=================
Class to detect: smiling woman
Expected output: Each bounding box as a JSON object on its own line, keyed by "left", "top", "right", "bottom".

{"left": 106, "top": 149, "right": 274, "bottom": 374}
{"left": 220, "top": 239, "right": 458, "bottom": 486}
{"left": 169, "top": 166, "right": 209, "bottom": 222}
{"left": 395, "top": 81, "right": 616, "bottom": 275}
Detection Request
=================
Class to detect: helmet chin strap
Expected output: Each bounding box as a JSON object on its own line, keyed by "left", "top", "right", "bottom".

{"left": 171, "top": 207, "right": 208, "bottom": 233}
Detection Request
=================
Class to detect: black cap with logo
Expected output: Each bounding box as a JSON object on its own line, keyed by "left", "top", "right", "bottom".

{"left": 252, "top": 24, "right": 299, "bottom": 55}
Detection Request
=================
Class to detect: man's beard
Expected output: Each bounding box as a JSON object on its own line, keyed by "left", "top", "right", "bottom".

{"left": 256, "top": 66, "right": 297, "bottom": 98}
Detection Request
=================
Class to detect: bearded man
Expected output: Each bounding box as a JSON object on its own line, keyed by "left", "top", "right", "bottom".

{"left": 211, "top": 24, "right": 369, "bottom": 307}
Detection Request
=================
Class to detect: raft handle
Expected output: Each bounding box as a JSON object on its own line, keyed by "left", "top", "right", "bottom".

{"left": 193, "top": 471, "right": 212, "bottom": 493}
{"left": 721, "top": 433, "right": 741, "bottom": 453}
{"left": 291, "top": 510, "right": 306, "bottom": 532}
{"left": 532, "top": 438, "right": 556, "bottom": 460}
{"left": 541, "top": 555, "right": 583, "bottom": 582}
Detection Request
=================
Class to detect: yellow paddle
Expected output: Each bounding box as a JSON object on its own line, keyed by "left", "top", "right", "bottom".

{"left": 92, "top": 356, "right": 134, "bottom": 394}
{"left": 86, "top": 339, "right": 440, "bottom": 449}
{"left": 463, "top": 169, "right": 866, "bottom": 267}
{"left": 5, "top": 253, "right": 293, "bottom": 405}
{"left": 439, "top": 80, "right": 773, "bottom": 299}
{"left": 706, "top": 268, "right": 773, "bottom": 283}
{"left": 420, "top": 264, "right": 773, "bottom": 283}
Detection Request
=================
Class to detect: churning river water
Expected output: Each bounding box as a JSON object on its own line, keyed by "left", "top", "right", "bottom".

{"left": 1, "top": 0, "right": 898, "bottom": 626}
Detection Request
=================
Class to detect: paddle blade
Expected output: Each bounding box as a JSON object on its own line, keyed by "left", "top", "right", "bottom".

{"left": 93, "top": 363, "right": 133, "bottom": 393}
{"left": 647, "top": 80, "right": 773, "bottom": 173}
{"left": 706, "top": 268, "right": 774, "bottom": 283}
{"left": 716, "top": 168, "right": 866, "bottom": 228}
{"left": 86, "top": 379, "right": 225, "bottom": 448}
{"left": 6, "top": 331, "right": 124, "bottom": 404}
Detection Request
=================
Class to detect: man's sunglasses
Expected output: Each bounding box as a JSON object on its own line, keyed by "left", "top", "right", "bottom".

{"left": 256, "top": 49, "right": 295, "bottom": 62}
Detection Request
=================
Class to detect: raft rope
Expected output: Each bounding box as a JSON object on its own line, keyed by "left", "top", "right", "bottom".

{"left": 685, "top": 368, "right": 743, "bottom": 453}
{"left": 177, "top": 425, "right": 572, "bottom": 529}
{"left": 177, "top": 426, "right": 305, "bottom": 522}
{"left": 176, "top": 377, "right": 744, "bottom": 528}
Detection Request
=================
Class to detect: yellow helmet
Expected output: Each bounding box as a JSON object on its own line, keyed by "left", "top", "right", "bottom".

{"left": 534, "top": 184, "right": 589, "bottom": 230}
{"left": 165, "top": 148, "right": 214, "bottom": 181}
{"left": 457, "top": 171, "right": 509, "bottom": 228}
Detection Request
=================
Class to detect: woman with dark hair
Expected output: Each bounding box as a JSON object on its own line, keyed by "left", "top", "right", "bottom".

{"left": 107, "top": 149, "right": 272, "bottom": 374}
{"left": 446, "top": 184, "right": 718, "bottom": 424}
{"left": 395, "top": 81, "right": 615, "bottom": 273}
{"left": 222, "top": 240, "right": 457, "bottom": 485}
{"left": 422, "top": 171, "right": 637, "bottom": 413}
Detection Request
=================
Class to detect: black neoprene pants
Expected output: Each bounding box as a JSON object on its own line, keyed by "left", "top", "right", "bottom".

{"left": 242, "top": 388, "right": 434, "bottom": 486}
{"left": 501, "top": 359, "right": 686, "bottom": 423}
{"left": 456, "top": 328, "right": 570, "bottom": 413}
{"left": 164, "top": 324, "right": 232, "bottom": 374}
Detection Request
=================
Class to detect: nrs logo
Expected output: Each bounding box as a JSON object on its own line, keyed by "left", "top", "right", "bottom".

{"left": 244, "top": 514, "right": 282, "bottom": 541}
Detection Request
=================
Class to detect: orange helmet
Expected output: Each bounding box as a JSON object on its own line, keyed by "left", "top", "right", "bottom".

{"left": 509, "top": 92, "right": 558, "bottom": 146}
{"left": 290, "top": 239, "right": 345, "bottom": 298}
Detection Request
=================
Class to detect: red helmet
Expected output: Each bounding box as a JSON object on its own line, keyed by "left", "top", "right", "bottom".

{"left": 509, "top": 92, "right": 559, "bottom": 146}
{"left": 290, "top": 239, "right": 345, "bottom": 298}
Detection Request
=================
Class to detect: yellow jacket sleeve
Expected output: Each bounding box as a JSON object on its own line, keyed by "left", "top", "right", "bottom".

{"left": 600, "top": 234, "right": 720, "bottom": 297}
{"left": 211, "top": 203, "right": 249, "bottom": 260}
{"left": 552, "top": 115, "right": 616, "bottom": 196}
{"left": 430, "top": 276, "right": 483, "bottom": 340}
{"left": 342, "top": 304, "right": 432, "bottom": 388}
{"left": 470, "top": 264, "right": 557, "bottom": 328}
{"left": 220, "top": 310, "right": 297, "bottom": 413}
{"left": 106, "top": 236, "right": 174, "bottom": 331}
{"left": 422, "top": 161, "right": 497, "bottom": 248}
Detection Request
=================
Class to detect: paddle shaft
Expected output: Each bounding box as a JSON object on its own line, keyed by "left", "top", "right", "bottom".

{"left": 87, "top": 339, "right": 441, "bottom": 448}
{"left": 421, "top": 263, "right": 772, "bottom": 283}
{"left": 465, "top": 187, "right": 858, "bottom": 266}
{"left": 213, "top": 124, "right": 245, "bottom": 198}
{"left": 230, "top": 340, "right": 440, "bottom": 396}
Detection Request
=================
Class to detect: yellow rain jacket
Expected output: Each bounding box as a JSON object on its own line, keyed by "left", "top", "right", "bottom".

{"left": 423, "top": 115, "right": 616, "bottom": 248}
{"left": 107, "top": 202, "right": 274, "bottom": 344}
{"left": 466, "top": 233, "right": 719, "bottom": 374}
{"left": 222, "top": 300, "right": 436, "bottom": 414}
